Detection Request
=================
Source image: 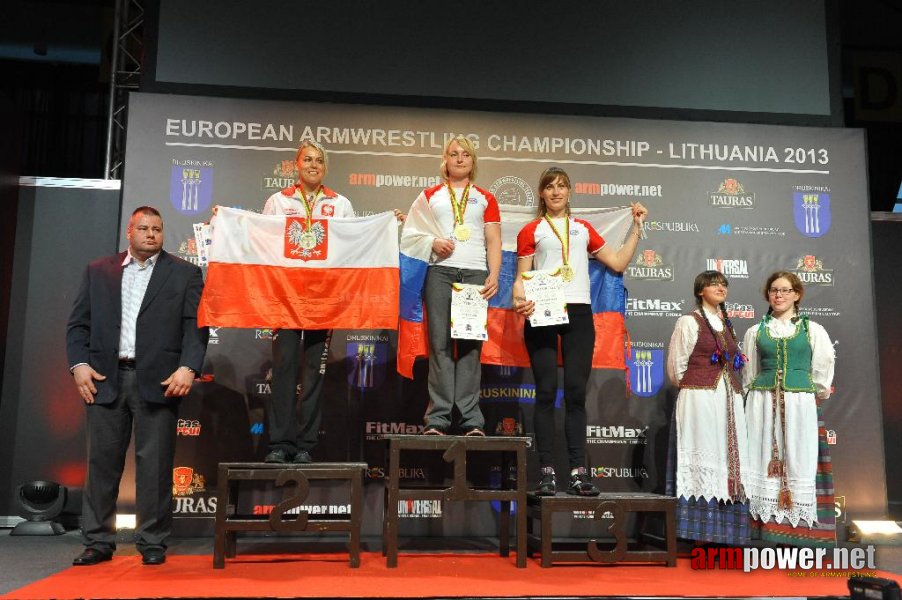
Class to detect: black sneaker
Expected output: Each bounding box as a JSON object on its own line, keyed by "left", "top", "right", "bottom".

{"left": 293, "top": 450, "right": 312, "bottom": 464}
{"left": 463, "top": 427, "right": 486, "bottom": 437}
{"left": 535, "top": 468, "right": 556, "bottom": 496}
{"left": 264, "top": 449, "right": 289, "bottom": 464}
{"left": 423, "top": 426, "right": 445, "bottom": 436}
{"left": 567, "top": 467, "right": 600, "bottom": 496}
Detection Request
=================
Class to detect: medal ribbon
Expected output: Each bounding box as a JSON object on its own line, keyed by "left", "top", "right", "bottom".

{"left": 298, "top": 185, "right": 322, "bottom": 229}
{"left": 447, "top": 183, "right": 471, "bottom": 227}
{"left": 543, "top": 215, "right": 570, "bottom": 273}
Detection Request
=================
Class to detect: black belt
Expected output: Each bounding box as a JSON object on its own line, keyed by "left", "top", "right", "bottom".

{"left": 118, "top": 359, "right": 136, "bottom": 370}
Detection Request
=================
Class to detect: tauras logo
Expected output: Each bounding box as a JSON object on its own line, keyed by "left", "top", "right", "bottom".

{"left": 626, "top": 249, "right": 673, "bottom": 281}
{"left": 173, "top": 496, "right": 217, "bottom": 514}
{"left": 709, "top": 178, "right": 755, "bottom": 209}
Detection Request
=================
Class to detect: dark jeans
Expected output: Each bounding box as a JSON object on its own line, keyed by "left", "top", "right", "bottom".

{"left": 268, "top": 328, "right": 330, "bottom": 454}
{"left": 524, "top": 303, "right": 595, "bottom": 469}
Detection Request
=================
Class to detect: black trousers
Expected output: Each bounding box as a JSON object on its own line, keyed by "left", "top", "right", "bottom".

{"left": 268, "top": 328, "right": 330, "bottom": 454}
{"left": 82, "top": 366, "right": 178, "bottom": 553}
{"left": 524, "top": 303, "right": 595, "bottom": 470}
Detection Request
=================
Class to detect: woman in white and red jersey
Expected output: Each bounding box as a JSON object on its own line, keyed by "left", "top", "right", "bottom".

{"left": 261, "top": 141, "right": 353, "bottom": 465}
{"left": 513, "top": 167, "right": 646, "bottom": 496}
{"left": 414, "top": 135, "right": 502, "bottom": 436}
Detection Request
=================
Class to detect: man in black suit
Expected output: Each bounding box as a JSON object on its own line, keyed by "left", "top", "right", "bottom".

{"left": 66, "top": 206, "right": 208, "bottom": 566}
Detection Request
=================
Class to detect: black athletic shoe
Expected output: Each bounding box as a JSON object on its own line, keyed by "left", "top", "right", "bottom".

{"left": 567, "top": 467, "right": 600, "bottom": 496}
{"left": 423, "top": 426, "right": 446, "bottom": 436}
{"left": 264, "top": 449, "right": 289, "bottom": 464}
{"left": 535, "top": 468, "right": 556, "bottom": 496}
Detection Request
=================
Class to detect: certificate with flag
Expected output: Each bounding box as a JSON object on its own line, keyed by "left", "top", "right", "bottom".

{"left": 522, "top": 270, "right": 569, "bottom": 327}
{"left": 450, "top": 283, "right": 488, "bottom": 341}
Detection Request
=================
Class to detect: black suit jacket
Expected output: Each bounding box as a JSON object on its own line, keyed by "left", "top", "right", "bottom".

{"left": 66, "top": 250, "right": 209, "bottom": 405}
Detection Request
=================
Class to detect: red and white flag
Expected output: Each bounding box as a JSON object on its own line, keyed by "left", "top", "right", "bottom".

{"left": 198, "top": 207, "right": 399, "bottom": 330}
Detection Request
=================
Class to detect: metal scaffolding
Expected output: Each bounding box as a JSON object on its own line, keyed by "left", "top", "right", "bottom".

{"left": 103, "top": 0, "right": 144, "bottom": 180}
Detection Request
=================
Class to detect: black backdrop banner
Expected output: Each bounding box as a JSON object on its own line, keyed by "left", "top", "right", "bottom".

{"left": 112, "top": 92, "right": 882, "bottom": 537}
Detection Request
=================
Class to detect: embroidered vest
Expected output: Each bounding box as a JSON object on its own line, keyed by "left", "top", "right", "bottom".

{"left": 749, "top": 316, "right": 816, "bottom": 392}
{"left": 679, "top": 312, "right": 742, "bottom": 392}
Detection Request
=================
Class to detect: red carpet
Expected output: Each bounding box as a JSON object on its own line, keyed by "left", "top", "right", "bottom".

{"left": 2, "top": 553, "right": 897, "bottom": 599}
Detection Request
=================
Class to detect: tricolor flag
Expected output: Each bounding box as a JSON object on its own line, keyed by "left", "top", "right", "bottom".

{"left": 198, "top": 207, "right": 399, "bottom": 330}
{"left": 398, "top": 203, "right": 635, "bottom": 378}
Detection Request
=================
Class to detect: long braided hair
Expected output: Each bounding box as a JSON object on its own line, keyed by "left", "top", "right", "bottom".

{"left": 693, "top": 270, "right": 743, "bottom": 370}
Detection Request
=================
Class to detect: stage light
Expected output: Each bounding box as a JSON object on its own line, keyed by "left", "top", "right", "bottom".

{"left": 848, "top": 520, "right": 902, "bottom": 545}
{"left": 849, "top": 576, "right": 901, "bottom": 600}
{"left": 116, "top": 513, "right": 136, "bottom": 530}
{"left": 10, "top": 481, "right": 66, "bottom": 536}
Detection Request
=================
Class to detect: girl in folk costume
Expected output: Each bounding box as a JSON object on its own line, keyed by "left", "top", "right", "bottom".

{"left": 513, "top": 167, "right": 647, "bottom": 496}
{"left": 742, "top": 271, "right": 836, "bottom": 546}
{"left": 666, "top": 270, "right": 749, "bottom": 544}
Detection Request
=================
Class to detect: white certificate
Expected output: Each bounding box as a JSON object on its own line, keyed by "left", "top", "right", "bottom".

{"left": 192, "top": 222, "right": 213, "bottom": 267}
{"left": 450, "top": 283, "right": 488, "bottom": 341}
{"left": 522, "top": 270, "right": 569, "bottom": 327}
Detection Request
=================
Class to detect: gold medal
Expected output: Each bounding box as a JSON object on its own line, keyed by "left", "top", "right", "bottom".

{"left": 299, "top": 231, "right": 316, "bottom": 250}
{"left": 454, "top": 223, "right": 471, "bottom": 241}
{"left": 559, "top": 264, "right": 574, "bottom": 282}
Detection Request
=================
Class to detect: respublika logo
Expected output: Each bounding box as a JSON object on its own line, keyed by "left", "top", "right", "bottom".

{"left": 590, "top": 466, "right": 649, "bottom": 479}
{"left": 709, "top": 178, "right": 754, "bottom": 209}
{"left": 793, "top": 187, "right": 831, "bottom": 238}
{"left": 489, "top": 176, "right": 536, "bottom": 207}
{"left": 706, "top": 258, "right": 750, "bottom": 279}
{"left": 170, "top": 160, "right": 213, "bottom": 215}
{"left": 366, "top": 467, "right": 428, "bottom": 480}
{"left": 628, "top": 349, "right": 664, "bottom": 397}
{"left": 645, "top": 220, "right": 699, "bottom": 234}
{"left": 625, "top": 249, "right": 674, "bottom": 281}
{"left": 791, "top": 255, "right": 834, "bottom": 286}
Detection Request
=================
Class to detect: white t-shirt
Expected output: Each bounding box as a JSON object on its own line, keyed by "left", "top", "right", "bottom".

{"left": 262, "top": 185, "right": 354, "bottom": 218}
{"left": 517, "top": 216, "right": 606, "bottom": 304}
{"left": 421, "top": 183, "right": 500, "bottom": 271}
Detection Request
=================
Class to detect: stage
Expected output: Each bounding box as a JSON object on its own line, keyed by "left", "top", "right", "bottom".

{"left": 1, "top": 531, "right": 899, "bottom": 599}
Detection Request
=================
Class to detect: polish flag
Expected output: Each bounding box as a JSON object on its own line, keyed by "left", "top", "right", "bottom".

{"left": 398, "top": 203, "right": 634, "bottom": 378}
{"left": 198, "top": 207, "right": 399, "bottom": 330}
